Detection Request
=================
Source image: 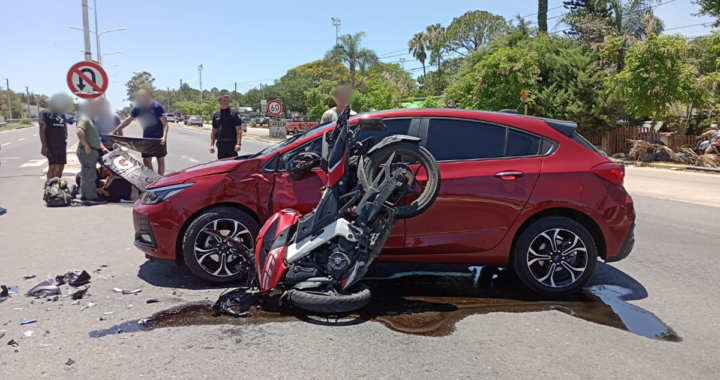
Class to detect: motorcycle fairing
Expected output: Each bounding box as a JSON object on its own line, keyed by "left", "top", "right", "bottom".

{"left": 285, "top": 218, "right": 358, "bottom": 264}
{"left": 255, "top": 209, "right": 299, "bottom": 292}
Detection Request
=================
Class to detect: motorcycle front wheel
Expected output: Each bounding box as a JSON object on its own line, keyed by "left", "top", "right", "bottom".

{"left": 361, "top": 141, "right": 441, "bottom": 219}
{"left": 286, "top": 283, "right": 371, "bottom": 314}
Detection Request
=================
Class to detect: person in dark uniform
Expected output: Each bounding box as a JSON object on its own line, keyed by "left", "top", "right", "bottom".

{"left": 39, "top": 94, "right": 72, "bottom": 180}
{"left": 210, "top": 94, "right": 244, "bottom": 159}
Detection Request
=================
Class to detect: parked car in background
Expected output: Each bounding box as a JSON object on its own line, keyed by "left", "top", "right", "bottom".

{"left": 165, "top": 114, "right": 176, "bottom": 123}
{"left": 187, "top": 115, "right": 203, "bottom": 126}
{"left": 133, "top": 108, "right": 635, "bottom": 297}
{"left": 286, "top": 115, "right": 318, "bottom": 135}
{"left": 65, "top": 115, "right": 76, "bottom": 125}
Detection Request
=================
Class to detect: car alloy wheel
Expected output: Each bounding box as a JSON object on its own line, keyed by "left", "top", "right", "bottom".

{"left": 526, "top": 228, "right": 588, "bottom": 288}
{"left": 193, "top": 218, "right": 254, "bottom": 278}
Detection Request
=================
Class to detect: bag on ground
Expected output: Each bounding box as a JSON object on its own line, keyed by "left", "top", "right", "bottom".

{"left": 43, "top": 178, "right": 72, "bottom": 207}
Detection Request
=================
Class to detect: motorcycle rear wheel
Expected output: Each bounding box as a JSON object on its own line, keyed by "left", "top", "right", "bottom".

{"left": 362, "top": 142, "right": 441, "bottom": 219}
{"left": 286, "top": 283, "right": 371, "bottom": 314}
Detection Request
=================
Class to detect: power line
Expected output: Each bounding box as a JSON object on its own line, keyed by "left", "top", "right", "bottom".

{"left": 522, "top": 4, "right": 565, "bottom": 19}
{"left": 377, "top": 48, "right": 407, "bottom": 58}
{"left": 664, "top": 22, "right": 713, "bottom": 31}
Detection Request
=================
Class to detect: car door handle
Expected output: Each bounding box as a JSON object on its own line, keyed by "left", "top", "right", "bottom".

{"left": 495, "top": 171, "right": 524, "bottom": 180}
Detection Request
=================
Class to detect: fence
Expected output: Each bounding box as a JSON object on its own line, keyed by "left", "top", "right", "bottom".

{"left": 582, "top": 127, "right": 704, "bottom": 155}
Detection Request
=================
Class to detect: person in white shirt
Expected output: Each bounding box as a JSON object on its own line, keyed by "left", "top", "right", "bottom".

{"left": 320, "top": 84, "right": 357, "bottom": 124}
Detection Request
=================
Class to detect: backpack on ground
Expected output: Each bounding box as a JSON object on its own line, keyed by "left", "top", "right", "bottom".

{"left": 44, "top": 178, "right": 73, "bottom": 207}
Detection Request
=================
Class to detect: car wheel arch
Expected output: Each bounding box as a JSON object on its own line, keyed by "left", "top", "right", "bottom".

{"left": 174, "top": 202, "right": 262, "bottom": 266}
{"left": 510, "top": 207, "right": 607, "bottom": 261}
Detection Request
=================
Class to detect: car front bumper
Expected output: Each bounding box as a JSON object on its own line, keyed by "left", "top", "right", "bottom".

{"left": 133, "top": 199, "right": 193, "bottom": 262}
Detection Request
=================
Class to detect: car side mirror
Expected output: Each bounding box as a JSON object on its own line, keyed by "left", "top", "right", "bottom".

{"left": 286, "top": 151, "right": 321, "bottom": 181}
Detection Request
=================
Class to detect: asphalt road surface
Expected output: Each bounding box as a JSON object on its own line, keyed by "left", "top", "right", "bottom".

{"left": 1, "top": 129, "right": 719, "bottom": 379}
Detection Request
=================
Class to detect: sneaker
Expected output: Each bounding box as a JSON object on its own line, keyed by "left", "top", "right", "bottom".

{"left": 86, "top": 198, "right": 107, "bottom": 206}
{"left": 0, "top": 207, "right": 6, "bottom": 216}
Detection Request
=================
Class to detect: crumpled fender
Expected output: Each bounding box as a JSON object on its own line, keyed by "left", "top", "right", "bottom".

{"left": 366, "top": 135, "right": 422, "bottom": 156}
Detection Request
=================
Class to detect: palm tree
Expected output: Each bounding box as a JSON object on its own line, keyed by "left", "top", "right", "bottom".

{"left": 425, "top": 24, "right": 445, "bottom": 70}
{"left": 408, "top": 32, "right": 428, "bottom": 78}
{"left": 326, "top": 32, "right": 372, "bottom": 89}
{"left": 357, "top": 49, "right": 379, "bottom": 94}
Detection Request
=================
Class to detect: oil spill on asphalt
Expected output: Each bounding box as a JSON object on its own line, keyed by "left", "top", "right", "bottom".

{"left": 89, "top": 271, "right": 680, "bottom": 342}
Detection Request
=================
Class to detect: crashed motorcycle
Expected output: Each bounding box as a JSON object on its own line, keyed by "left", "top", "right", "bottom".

{"left": 246, "top": 106, "right": 441, "bottom": 313}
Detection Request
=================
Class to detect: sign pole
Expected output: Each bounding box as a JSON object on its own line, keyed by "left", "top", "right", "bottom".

{"left": 525, "top": 104, "right": 528, "bottom": 116}
{"left": 81, "top": 0, "right": 93, "bottom": 62}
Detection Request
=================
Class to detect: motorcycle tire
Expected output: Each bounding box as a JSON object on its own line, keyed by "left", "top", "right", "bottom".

{"left": 362, "top": 141, "right": 441, "bottom": 219}
{"left": 286, "top": 283, "right": 371, "bottom": 314}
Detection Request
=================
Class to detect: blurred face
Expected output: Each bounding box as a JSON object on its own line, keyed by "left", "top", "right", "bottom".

{"left": 218, "top": 95, "right": 230, "bottom": 109}
{"left": 135, "top": 90, "right": 153, "bottom": 108}
{"left": 84, "top": 99, "right": 102, "bottom": 118}
{"left": 335, "top": 86, "right": 352, "bottom": 107}
{"left": 49, "top": 94, "right": 71, "bottom": 114}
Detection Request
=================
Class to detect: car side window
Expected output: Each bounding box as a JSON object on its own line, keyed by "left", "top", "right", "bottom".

{"left": 506, "top": 129, "right": 541, "bottom": 157}
{"left": 426, "top": 119, "right": 506, "bottom": 161}
{"left": 281, "top": 138, "right": 322, "bottom": 168}
{"left": 357, "top": 118, "right": 412, "bottom": 145}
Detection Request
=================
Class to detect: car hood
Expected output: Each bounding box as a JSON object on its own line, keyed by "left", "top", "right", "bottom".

{"left": 149, "top": 155, "right": 255, "bottom": 188}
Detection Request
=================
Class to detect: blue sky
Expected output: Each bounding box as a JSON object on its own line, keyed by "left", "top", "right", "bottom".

{"left": 0, "top": 0, "right": 714, "bottom": 112}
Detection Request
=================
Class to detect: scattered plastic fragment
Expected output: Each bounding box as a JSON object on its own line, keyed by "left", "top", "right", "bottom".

{"left": 21, "top": 318, "right": 37, "bottom": 325}
{"left": 131, "top": 289, "right": 142, "bottom": 293}
{"left": 14, "top": 308, "right": 23, "bottom": 311}
{"left": 0, "top": 285, "right": 8, "bottom": 302}
{"left": 66, "top": 289, "right": 73, "bottom": 294}
{"left": 138, "top": 318, "right": 149, "bottom": 324}
{"left": 100, "top": 265, "right": 108, "bottom": 268}
{"left": 212, "top": 289, "right": 252, "bottom": 318}
{"left": 26, "top": 280, "right": 61, "bottom": 297}
{"left": 56, "top": 270, "right": 91, "bottom": 287}
{"left": 146, "top": 299, "right": 159, "bottom": 304}
{"left": 7, "top": 339, "right": 18, "bottom": 347}
{"left": 80, "top": 302, "right": 97, "bottom": 311}
{"left": 23, "top": 275, "right": 36, "bottom": 280}
{"left": 103, "top": 312, "right": 114, "bottom": 315}
{"left": 52, "top": 295, "right": 58, "bottom": 302}
{"left": 71, "top": 286, "right": 90, "bottom": 300}
{"left": 0, "top": 332, "right": 5, "bottom": 339}
{"left": 8, "top": 286, "right": 18, "bottom": 294}
{"left": 72, "top": 300, "right": 80, "bottom": 305}
{"left": 65, "top": 358, "right": 75, "bottom": 366}
{"left": 23, "top": 331, "right": 33, "bottom": 337}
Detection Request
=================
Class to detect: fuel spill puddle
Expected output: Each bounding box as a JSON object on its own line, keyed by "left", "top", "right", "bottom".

{"left": 89, "top": 271, "right": 680, "bottom": 342}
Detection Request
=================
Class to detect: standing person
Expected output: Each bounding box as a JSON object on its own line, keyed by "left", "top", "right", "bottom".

{"left": 210, "top": 94, "right": 244, "bottom": 159}
{"left": 320, "top": 84, "right": 357, "bottom": 124}
{"left": 94, "top": 97, "right": 122, "bottom": 149}
{"left": 0, "top": 141, "right": 4, "bottom": 214}
{"left": 76, "top": 100, "right": 109, "bottom": 205}
{"left": 113, "top": 88, "right": 169, "bottom": 175}
{"left": 39, "top": 94, "right": 71, "bottom": 180}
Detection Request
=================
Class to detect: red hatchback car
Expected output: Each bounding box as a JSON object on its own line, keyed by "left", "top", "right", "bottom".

{"left": 133, "top": 109, "right": 635, "bottom": 296}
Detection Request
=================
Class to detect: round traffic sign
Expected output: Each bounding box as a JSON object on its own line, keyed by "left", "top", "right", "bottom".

{"left": 267, "top": 100, "right": 283, "bottom": 116}
{"left": 66, "top": 61, "right": 108, "bottom": 99}
{"left": 446, "top": 98, "right": 456, "bottom": 108}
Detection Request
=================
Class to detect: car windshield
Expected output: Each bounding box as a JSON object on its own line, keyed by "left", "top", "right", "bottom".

{"left": 249, "top": 121, "right": 333, "bottom": 159}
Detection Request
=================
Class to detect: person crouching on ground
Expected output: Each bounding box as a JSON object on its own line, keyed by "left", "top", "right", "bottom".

{"left": 39, "top": 93, "right": 72, "bottom": 180}
{"left": 113, "top": 88, "right": 169, "bottom": 175}
{"left": 76, "top": 100, "right": 109, "bottom": 205}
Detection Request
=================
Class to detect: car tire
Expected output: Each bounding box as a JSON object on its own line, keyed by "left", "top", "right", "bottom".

{"left": 512, "top": 216, "right": 597, "bottom": 296}
{"left": 182, "top": 207, "right": 260, "bottom": 284}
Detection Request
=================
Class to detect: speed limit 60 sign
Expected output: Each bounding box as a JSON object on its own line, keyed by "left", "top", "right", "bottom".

{"left": 267, "top": 100, "right": 283, "bottom": 116}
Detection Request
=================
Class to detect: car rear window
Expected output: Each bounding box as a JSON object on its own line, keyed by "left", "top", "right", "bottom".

{"left": 572, "top": 132, "right": 602, "bottom": 154}
{"left": 506, "top": 129, "right": 541, "bottom": 157}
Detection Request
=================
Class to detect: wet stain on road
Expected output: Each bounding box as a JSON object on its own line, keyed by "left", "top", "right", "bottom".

{"left": 89, "top": 270, "right": 680, "bottom": 342}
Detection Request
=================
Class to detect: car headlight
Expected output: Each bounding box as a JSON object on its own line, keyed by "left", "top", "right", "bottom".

{"left": 141, "top": 183, "right": 194, "bottom": 205}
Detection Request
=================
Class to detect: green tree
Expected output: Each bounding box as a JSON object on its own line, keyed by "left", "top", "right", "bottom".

{"left": 326, "top": 32, "right": 376, "bottom": 89}
{"left": 693, "top": 0, "right": 720, "bottom": 27}
{"left": 357, "top": 49, "right": 379, "bottom": 94}
{"left": 305, "top": 80, "right": 336, "bottom": 121}
{"left": 408, "top": 32, "right": 428, "bottom": 78}
{"left": 603, "top": 34, "right": 701, "bottom": 123}
{"left": 0, "top": 89, "right": 26, "bottom": 119}
{"left": 446, "top": 47, "right": 540, "bottom": 111}
{"left": 275, "top": 67, "right": 314, "bottom": 113}
{"left": 425, "top": 23, "right": 446, "bottom": 69}
{"left": 125, "top": 72, "right": 155, "bottom": 100}
{"left": 538, "top": 0, "right": 548, "bottom": 32}
{"left": 445, "top": 10, "right": 508, "bottom": 56}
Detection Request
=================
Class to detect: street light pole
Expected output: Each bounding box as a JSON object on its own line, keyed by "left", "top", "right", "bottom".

{"left": 5, "top": 79, "right": 11, "bottom": 119}
{"left": 26, "top": 87, "right": 30, "bottom": 117}
{"left": 198, "top": 65, "right": 203, "bottom": 103}
{"left": 331, "top": 18, "right": 341, "bottom": 44}
{"left": 93, "top": 0, "right": 101, "bottom": 65}
{"left": 81, "top": 0, "right": 92, "bottom": 62}
{"left": 180, "top": 79, "right": 183, "bottom": 102}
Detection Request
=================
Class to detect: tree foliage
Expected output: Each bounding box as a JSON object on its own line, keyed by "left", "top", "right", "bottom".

{"left": 125, "top": 72, "right": 155, "bottom": 100}
{"left": 325, "top": 32, "right": 376, "bottom": 89}
{"left": 693, "top": 0, "right": 720, "bottom": 27}
{"left": 445, "top": 10, "right": 508, "bottom": 56}
{"left": 409, "top": 32, "right": 428, "bottom": 77}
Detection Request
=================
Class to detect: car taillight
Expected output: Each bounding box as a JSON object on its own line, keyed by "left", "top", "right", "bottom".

{"left": 591, "top": 162, "right": 624, "bottom": 185}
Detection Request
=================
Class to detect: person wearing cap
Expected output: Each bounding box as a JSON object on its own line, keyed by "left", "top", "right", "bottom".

{"left": 210, "top": 94, "right": 244, "bottom": 159}
{"left": 320, "top": 84, "right": 357, "bottom": 124}
{"left": 39, "top": 94, "right": 71, "bottom": 180}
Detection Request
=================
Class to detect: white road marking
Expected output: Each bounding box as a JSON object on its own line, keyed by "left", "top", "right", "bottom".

{"left": 18, "top": 138, "right": 25, "bottom": 141}
{"left": 33, "top": 134, "right": 38, "bottom": 137}
{"left": 187, "top": 157, "right": 199, "bottom": 163}
{"left": 1, "top": 142, "right": 11, "bottom": 147}
{"left": 19, "top": 159, "right": 47, "bottom": 168}
{"left": 0, "top": 157, "right": 20, "bottom": 160}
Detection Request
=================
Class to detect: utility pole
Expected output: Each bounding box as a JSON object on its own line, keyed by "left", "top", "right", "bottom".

{"left": 167, "top": 87, "right": 171, "bottom": 110}
{"left": 198, "top": 65, "right": 203, "bottom": 103}
{"left": 179, "top": 79, "right": 183, "bottom": 102}
{"left": 93, "top": 0, "right": 101, "bottom": 66}
{"left": 5, "top": 79, "right": 11, "bottom": 119}
{"left": 234, "top": 82, "right": 238, "bottom": 109}
{"left": 81, "top": 0, "right": 93, "bottom": 62}
{"left": 26, "top": 87, "right": 30, "bottom": 117}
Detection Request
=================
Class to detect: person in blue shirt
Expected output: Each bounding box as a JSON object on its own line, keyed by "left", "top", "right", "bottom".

{"left": 93, "top": 97, "right": 122, "bottom": 149}
{"left": 114, "top": 88, "right": 169, "bottom": 175}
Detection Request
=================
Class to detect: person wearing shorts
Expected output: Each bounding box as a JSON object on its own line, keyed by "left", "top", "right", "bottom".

{"left": 114, "top": 88, "right": 169, "bottom": 175}
{"left": 39, "top": 94, "right": 72, "bottom": 180}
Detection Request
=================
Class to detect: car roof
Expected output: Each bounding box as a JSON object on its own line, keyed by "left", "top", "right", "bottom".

{"left": 352, "top": 108, "right": 577, "bottom": 137}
